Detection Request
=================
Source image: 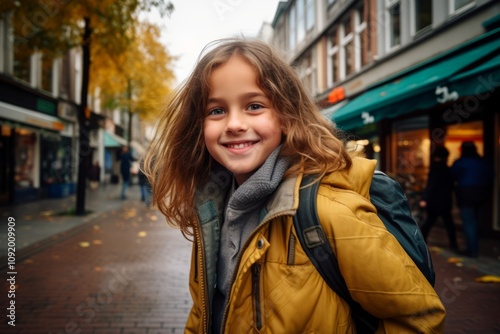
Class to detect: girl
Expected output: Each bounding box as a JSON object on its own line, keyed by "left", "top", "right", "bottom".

{"left": 144, "top": 38, "right": 445, "bottom": 333}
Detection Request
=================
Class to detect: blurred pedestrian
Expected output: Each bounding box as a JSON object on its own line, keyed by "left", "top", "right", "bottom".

{"left": 138, "top": 166, "right": 151, "bottom": 207}
{"left": 451, "top": 141, "right": 494, "bottom": 257}
{"left": 88, "top": 160, "right": 101, "bottom": 190}
{"left": 419, "top": 146, "right": 458, "bottom": 250}
{"left": 119, "top": 146, "right": 135, "bottom": 199}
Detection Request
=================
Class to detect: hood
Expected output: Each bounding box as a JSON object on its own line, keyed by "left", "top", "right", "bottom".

{"left": 322, "top": 157, "right": 377, "bottom": 199}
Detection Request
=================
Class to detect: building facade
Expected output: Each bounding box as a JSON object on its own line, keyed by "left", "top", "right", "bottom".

{"left": 271, "top": 0, "right": 500, "bottom": 235}
{"left": 0, "top": 10, "right": 134, "bottom": 205}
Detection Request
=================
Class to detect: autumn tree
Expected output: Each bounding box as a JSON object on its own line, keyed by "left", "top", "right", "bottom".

{"left": 91, "top": 20, "right": 175, "bottom": 136}
{"left": 0, "top": 0, "right": 174, "bottom": 215}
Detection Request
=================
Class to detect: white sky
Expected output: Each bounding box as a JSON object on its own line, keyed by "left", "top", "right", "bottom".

{"left": 147, "top": 0, "right": 283, "bottom": 85}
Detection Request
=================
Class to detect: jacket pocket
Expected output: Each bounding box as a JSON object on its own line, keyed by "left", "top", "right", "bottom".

{"left": 252, "top": 263, "right": 263, "bottom": 331}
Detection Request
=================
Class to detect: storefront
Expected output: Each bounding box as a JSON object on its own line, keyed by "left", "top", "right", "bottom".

{"left": 0, "top": 100, "right": 68, "bottom": 204}
{"left": 331, "top": 27, "right": 500, "bottom": 235}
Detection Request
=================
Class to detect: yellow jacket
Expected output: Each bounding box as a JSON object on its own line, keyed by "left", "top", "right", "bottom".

{"left": 186, "top": 157, "right": 446, "bottom": 333}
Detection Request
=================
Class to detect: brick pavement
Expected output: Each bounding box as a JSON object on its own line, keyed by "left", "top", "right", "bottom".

{"left": 2, "top": 185, "right": 500, "bottom": 333}
{"left": 432, "top": 249, "right": 500, "bottom": 334}
{"left": 1, "top": 202, "right": 193, "bottom": 334}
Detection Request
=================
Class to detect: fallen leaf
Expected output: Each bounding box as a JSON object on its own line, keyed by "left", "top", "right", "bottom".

{"left": 150, "top": 215, "right": 158, "bottom": 221}
{"left": 23, "top": 215, "right": 33, "bottom": 220}
{"left": 447, "top": 257, "right": 464, "bottom": 264}
{"left": 93, "top": 225, "right": 100, "bottom": 230}
{"left": 475, "top": 275, "right": 500, "bottom": 283}
{"left": 428, "top": 246, "right": 443, "bottom": 253}
{"left": 79, "top": 241, "right": 90, "bottom": 248}
{"left": 138, "top": 231, "right": 147, "bottom": 238}
{"left": 23, "top": 259, "right": 34, "bottom": 264}
{"left": 40, "top": 210, "right": 55, "bottom": 217}
{"left": 92, "top": 240, "right": 103, "bottom": 245}
{"left": 94, "top": 266, "right": 103, "bottom": 272}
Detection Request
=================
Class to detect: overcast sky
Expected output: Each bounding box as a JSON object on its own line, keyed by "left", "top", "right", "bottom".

{"left": 148, "top": 0, "right": 282, "bottom": 85}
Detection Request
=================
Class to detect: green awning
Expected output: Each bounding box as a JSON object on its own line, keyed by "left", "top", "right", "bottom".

{"left": 333, "top": 28, "right": 500, "bottom": 132}
{"left": 448, "top": 52, "right": 500, "bottom": 96}
{"left": 104, "top": 131, "right": 127, "bottom": 148}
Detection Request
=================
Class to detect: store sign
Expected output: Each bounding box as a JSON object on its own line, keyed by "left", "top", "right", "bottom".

{"left": 0, "top": 101, "right": 64, "bottom": 131}
{"left": 58, "top": 101, "right": 78, "bottom": 122}
{"left": 328, "top": 87, "right": 346, "bottom": 103}
{"left": 361, "top": 111, "right": 374, "bottom": 125}
{"left": 435, "top": 85, "right": 459, "bottom": 104}
{"left": 36, "top": 98, "right": 57, "bottom": 115}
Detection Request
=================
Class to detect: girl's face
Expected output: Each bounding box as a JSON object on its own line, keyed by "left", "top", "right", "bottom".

{"left": 204, "top": 55, "right": 283, "bottom": 185}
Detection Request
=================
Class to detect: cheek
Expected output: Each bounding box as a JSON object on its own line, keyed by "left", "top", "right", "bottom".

{"left": 203, "top": 122, "right": 219, "bottom": 148}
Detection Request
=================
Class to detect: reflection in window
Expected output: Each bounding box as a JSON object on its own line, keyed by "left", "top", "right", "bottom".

{"left": 414, "top": 0, "right": 432, "bottom": 33}
{"left": 451, "top": 0, "right": 474, "bottom": 13}
{"left": 345, "top": 40, "right": 355, "bottom": 76}
{"left": 389, "top": 3, "right": 401, "bottom": 48}
{"left": 41, "top": 56, "right": 53, "bottom": 93}
{"left": 297, "top": 0, "right": 305, "bottom": 43}
{"left": 327, "top": 29, "right": 339, "bottom": 85}
{"left": 14, "top": 128, "right": 36, "bottom": 189}
{"left": 288, "top": 4, "right": 296, "bottom": 51}
{"left": 299, "top": 50, "right": 317, "bottom": 96}
{"left": 13, "top": 41, "right": 31, "bottom": 83}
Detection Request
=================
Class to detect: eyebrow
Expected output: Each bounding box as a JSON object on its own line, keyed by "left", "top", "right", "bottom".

{"left": 207, "top": 92, "right": 269, "bottom": 104}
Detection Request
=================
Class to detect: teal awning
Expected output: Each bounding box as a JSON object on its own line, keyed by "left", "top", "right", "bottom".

{"left": 104, "top": 131, "right": 127, "bottom": 148}
{"left": 333, "top": 27, "right": 500, "bottom": 132}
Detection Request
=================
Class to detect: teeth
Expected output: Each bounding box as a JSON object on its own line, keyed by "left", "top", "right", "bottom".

{"left": 227, "top": 142, "right": 252, "bottom": 149}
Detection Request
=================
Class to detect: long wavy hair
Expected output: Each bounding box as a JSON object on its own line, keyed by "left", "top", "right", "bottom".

{"left": 143, "top": 38, "right": 351, "bottom": 236}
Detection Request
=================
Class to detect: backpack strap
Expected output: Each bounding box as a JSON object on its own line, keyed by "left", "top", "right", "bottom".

{"left": 293, "top": 175, "right": 378, "bottom": 333}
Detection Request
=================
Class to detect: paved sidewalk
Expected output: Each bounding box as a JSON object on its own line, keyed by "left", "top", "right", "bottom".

{"left": 1, "top": 199, "right": 193, "bottom": 334}
{"left": 0, "top": 184, "right": 142, "bottom": 263}
{"left": 1, "top": 184, "right": 499, "bottom": 333}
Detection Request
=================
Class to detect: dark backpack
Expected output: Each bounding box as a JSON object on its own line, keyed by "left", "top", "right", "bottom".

{"left": 293, "top": 171, "right": 435, "bottom": 333}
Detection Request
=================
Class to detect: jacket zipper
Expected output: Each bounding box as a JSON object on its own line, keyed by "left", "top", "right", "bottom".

{"left": 252, "top": 263, "right": 263, "bottom": 330}
{"left": 194, "top": 224, "right": 209, "bottom": 334}
{"left": 219, "top": 212, "right": 290, "bottom": 333}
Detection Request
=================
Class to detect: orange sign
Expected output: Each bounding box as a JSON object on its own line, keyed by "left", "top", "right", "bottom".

{"left": 328, "top": 87, "right": 345, "bottom": 103}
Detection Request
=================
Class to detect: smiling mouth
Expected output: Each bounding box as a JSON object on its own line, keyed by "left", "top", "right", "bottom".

{"left": 225, "top": 142, "right": 257, "bottom": 149}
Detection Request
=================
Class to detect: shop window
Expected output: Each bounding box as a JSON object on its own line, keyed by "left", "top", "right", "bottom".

{"left": 449, "top": 0, "right": 475, "bottom": 15}
{"left": 391, "top": 117, "right": 430, "bottom": 207}
{"left": 445, "top": 120, "right": 484, "bottom": 165}
{"left": 41, "top": 135, "right": 73, "bottom": 186}
{"left": 14, "top": 128, "right": 36, "bottom": 189}
{"left": 385, "top": 0, "right": 401, "bottom": 51}
{"left": 412, "top": 0, "right": 432, "bottom": 34}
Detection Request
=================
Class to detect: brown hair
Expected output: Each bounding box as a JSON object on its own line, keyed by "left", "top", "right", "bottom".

{"left": 143, "top": 38, "right": 351, "bottom": 236}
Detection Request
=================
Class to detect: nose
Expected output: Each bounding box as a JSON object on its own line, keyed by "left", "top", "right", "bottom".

{"left": 225, "top": 110, "right": 247, "bottom": 133}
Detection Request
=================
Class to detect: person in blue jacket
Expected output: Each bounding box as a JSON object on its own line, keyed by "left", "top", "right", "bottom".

{"left": 451, "top": 141, "right": 493, "bottom": 257}
{"left": 119, "top": 146, "right": 135, "bottom": 199}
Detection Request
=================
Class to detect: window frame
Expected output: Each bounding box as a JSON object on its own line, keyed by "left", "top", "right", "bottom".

{"left": 448, "top": 0, "right": 475, "bottom": 16}
{"left": 384, "top": 0, "right": 402, "bottom": 52}
{"left": 288, "top": 0, "right": 316, "bottom": 51}
{"left": 298, "top": 49, "right": 317, "bottom": 96}
{"left": 410, "top": 0, "right": 433, "bottom": 36}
